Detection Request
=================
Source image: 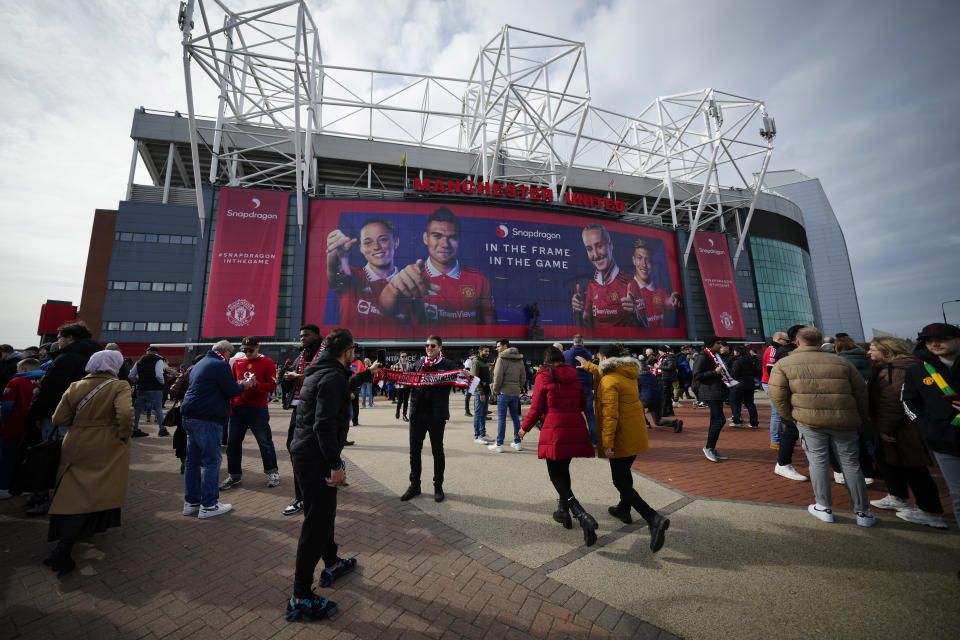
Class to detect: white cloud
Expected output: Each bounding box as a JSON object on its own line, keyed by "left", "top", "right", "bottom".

{"left": 0, "top": 0, "right": 958, "bottom": 345}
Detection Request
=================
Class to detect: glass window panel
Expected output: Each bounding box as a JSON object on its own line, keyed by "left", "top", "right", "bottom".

{"left": 175, "top": 283, "right": 188, "bottom": 292}
{"left": 120, "top": 232, "right": 133, "bottom": 241}
{"left": 125, "top": 281, "right": 139, "bottom": 291}
{"left": 133, "top": 233, "right": 145, "bottom": 242}
{"left": 147, "top": 322, "right": 159, "bottom": 332}
{"left": 152, "top": 282, "right": 164, "bottom": 291}
{"left": 164, "top": 283, "right": 176, "bottom": 292}
{"left": 145, "top": 234, "right": 158, "bottom": 243}
{"left": 171, "top": 322, "right": 183, "bottom": 332}
{"left": 159, "top": 322, "right": 171, "bottom": 332}
{"left": 139, "top": 282, "right": 151, "bottom": 291}
{"left": 158, "top": 235, "right": 169, "bottom": 243}
{"left": 169, "top": 235, "right": 181, "bottom": 244}
{"left": 134, "top": 322, "right": 146, "bottom": 331}
{"left": 120, "top": 322, "right": 134, "bottom": 331}
{"left": 107, "top": 322, "right": 120, "bottom": 331}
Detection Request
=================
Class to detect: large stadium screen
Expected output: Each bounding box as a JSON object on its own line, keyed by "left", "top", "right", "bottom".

{"left": 304, "top": 200, "right": 687, "bottom": 340}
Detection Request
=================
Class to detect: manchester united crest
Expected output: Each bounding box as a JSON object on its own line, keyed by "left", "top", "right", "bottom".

{"left": 226, "top": 298, "right": 256, "bottom": 327}
{"left": 460, "top": 285, "right": 477, "bottom": 298}
{"left": 609, "top": 291, "right": 619, "bottom": 302}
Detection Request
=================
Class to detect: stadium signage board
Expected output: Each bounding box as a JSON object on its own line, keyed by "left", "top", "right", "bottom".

{"left": 413, "top": 177, "right": 626, "bottom": 213}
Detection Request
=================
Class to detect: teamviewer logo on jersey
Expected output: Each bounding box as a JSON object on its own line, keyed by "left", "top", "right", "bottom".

{"left": 495, "top": 224, "right": 509, "bottom": 238}
{"left": 226, "top": 299, "right": 256, "bottom": 327}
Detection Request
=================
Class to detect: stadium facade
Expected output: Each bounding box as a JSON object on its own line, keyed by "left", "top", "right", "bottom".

{"left": 73, "top": 3, "right": 860, "bottom": 358}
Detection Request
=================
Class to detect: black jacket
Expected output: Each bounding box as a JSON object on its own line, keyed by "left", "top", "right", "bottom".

{"left": 691, "top": 352, "right": 728, "bottom": 401}
{"left": 730, "top": 354, "right": 759, "bottom": 387}
{"left": 409, "top": 356, "right": 457, "bottom": 422}
{"left": 902, "top": 351, "right": 960, "bottom": 456}
{"left": 657, "top": 353, "right": 678, "bottom": 382}
{"left": 26, "top": 338, "right": 101, "bottom": 425}
{"left": 290, "top": 355, "right": 373, "bottom": 469}
{"left": 134, "top": 353, "right": 164, "bottom": 390}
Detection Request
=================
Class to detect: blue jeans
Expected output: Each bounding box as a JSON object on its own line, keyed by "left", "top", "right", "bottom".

{"left": 583, "top": 387, "right": 597, "bottom": 445}
{"left": 933, "top": 451, "right": 960, "bottom": 528}
{"left": 226, "top": 405, "right": 278, "bottom": 478}
{"left": 761, "top": 383, "right": 780, "bottom": 444}
{"left": 473, "top": 394, "right": 489, "bottom": 438}
{"left": 705, "top": 400, "right": 726, "bottom": 449}
{"left": 134, "top": 389, "right": 164, "bottom": 430}
{"left": 183, "top": 418, "right": 223, "bottom": 507}
{"left": 496, "top": 394, "right": 522, "bottom": 446}
{"left": 360, "top": 382, "right": 373, "bottom": 407}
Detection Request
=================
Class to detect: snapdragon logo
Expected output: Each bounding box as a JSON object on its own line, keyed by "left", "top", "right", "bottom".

{"left": 226, "top": 197, "right": 278, "bottom": 221}
{"left": 496, "top": 223, "right": 561, "bottom": 241}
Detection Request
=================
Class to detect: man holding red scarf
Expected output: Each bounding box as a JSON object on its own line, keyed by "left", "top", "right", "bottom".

{"left": 401, "top": 335, "right": 457, "bottom": 503}
{"left": 693, "top": 336, "right": 737, "bottom": 463}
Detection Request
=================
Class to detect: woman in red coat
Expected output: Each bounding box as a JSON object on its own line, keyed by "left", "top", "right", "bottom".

{"left": 519, "top": 347, "right": 598, "bottom": 545}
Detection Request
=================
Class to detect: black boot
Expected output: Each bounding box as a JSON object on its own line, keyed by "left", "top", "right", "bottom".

{"left": 552, "top": 499, "right": 572, "bottom": 529}
{"left": 567, "top": 497, "right": 598, "bottom": 546}
{"left": 608, "top": 503, "right": 632, "bottom": 524}
{"left": 648, "top": 513, "right": 670, "bottom": 553}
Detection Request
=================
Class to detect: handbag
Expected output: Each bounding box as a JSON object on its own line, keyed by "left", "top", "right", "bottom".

{"left": 163, "top": 402, "right": 182, "bottom": 428}
{"left": 10, "top": 436, "right": 61, "bottom": 494}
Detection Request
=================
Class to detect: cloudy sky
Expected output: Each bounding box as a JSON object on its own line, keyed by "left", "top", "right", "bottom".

{"left": 1, "top": 0, "right": 957, "bottom": 347}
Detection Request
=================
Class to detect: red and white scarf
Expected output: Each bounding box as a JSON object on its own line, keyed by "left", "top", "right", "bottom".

{"left": 290, "top": 342, "right": 326, "bottom": 406}
{"left": 422, "top": 351, "right": 444, "bottom": 369}
{"left": 705, "top": 347, "right": 738, "bottom": 388}
{"left": 375, "top": 362, "right": 479, "bottom": 393}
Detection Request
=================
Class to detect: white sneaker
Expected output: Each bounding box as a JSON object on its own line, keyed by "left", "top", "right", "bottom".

{"left": 864, "top": 477, "right": 875, "bottom": 485}
{"left": 808, "top": 503, "right": 834, "bottom": 523}
{"left": 896, "top": 508, "right": 948, "bottom": 529}
{"left": 473, "top": 437, "right": 488, "bottom": 444}
{"left": 487, "top": 444, "right": 504, "bottom": 453}
{"left": 267, "top": 472, "right": 280, "bottom": 488}
{"left": 183, "top": 502, "right": 201, "bottom": 516}
{"left": 713, "top": 450, "right": 729, "bottom": 460}
{"left": 482, "top": 434, "right": 495, "bottom": 443}
{"left": 856, "top": 510, "right": 877, "bottom": 528}
{"left": 774, "top": 463, "right": 808, "bottom": 482}
{"left": 702, "top": 447, "right": 719, "bottom": 463}
{"left": 510, "top": 442, "right": 523, "bottom": 451}
{"left": 833, "top": 471, "right": 845, "bottom": 485}
{"left": 870, "top": 494, "right": 910, "bottom": 511}
{"left": 198, "top": 502, "right": 233, "bottom": 519}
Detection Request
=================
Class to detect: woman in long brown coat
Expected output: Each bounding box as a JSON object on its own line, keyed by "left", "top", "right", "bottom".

{"left": 866, "top": 337, "right": 946, "bottom": 529}
{"left": 46, "top": 350, "right": 134, "bottom": 573}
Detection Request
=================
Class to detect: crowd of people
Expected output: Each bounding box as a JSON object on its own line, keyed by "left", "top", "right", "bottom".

{"left": 1, "top": 318, "right": 958, "bottom": 622}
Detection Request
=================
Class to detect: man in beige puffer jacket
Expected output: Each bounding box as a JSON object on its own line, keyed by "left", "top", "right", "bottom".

{"left": 489, "top": 340, "right": 527, "bottom": 451}
{"left": 768, "top": 326, "right": 874, "bottom": 527}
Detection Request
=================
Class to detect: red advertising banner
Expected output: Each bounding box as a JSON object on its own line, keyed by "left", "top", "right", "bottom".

{"left": 37, "top": 302, "right": 77, "bottom": 335}
{"left": 692, "top": 232, "right": 744, "bottom": 337}
{"left": 304, "top": 200, "right": 687, "bottom": 340}
{"left": 202, "top": 187, "right": 288, "bottom": 337}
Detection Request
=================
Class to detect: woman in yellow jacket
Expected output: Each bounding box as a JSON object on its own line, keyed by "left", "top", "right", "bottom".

{"left": 577, "top": 344, "right": 670, "bottom": 553}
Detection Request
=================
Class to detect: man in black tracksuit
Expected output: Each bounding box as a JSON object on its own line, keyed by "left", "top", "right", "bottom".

{"left": 281, "top": 324, "right": 324, "bottom": 517}
{"left": 286, "top": 328, "right": 371, "bottom": 621}
{"left": 401, "top": 335, "right": 456, "bottom": 503}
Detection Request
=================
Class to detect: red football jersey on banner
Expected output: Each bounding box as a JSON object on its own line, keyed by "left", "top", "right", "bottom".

{"left": 586, "top": 266, "right": 635, "bottom": 327}
{"left": 626, "top": 279, "right": 670, "bottom": 329}
{"left": 421, "top": 260, "right": 494, "bottom": 324}
{"left": 336, "top": 265, "right": 407, "bottom": 328}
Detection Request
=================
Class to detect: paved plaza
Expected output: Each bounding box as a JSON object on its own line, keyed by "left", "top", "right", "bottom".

{"left": 2, "top": 394, "right": 959, "bottom": 639}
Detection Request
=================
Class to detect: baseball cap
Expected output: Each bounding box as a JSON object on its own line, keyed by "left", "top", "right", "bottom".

{"left": 241, "top": 337, "right": 259, "bottom": 347}
{"left": 917, "top": 323, "right": 960, "bottom": 340}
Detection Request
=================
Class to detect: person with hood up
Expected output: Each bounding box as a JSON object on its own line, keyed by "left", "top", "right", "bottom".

{"left": 519, "top": 346, "right": 597, "bottom": 544}
{"left": 834, "top": 336, "right": 872, "bottom": 380}
{"left": 576, "top": 344, "right": 670, "bottom": 553}
{"left": 866, "top": 336, "right": 946, "bottom": 528}
{"left": 563, "top": 334, "right": 598, "bottom": 445}
{"left": 45, "top": 350, "right": 134, "bottom": 574}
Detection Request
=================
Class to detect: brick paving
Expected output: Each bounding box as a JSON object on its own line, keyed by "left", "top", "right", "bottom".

{"left": 0, "top": 408, "right": 672, "bottom": 640}
{"left": 635, "top": 399, "right": 953, "bottom": 517}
